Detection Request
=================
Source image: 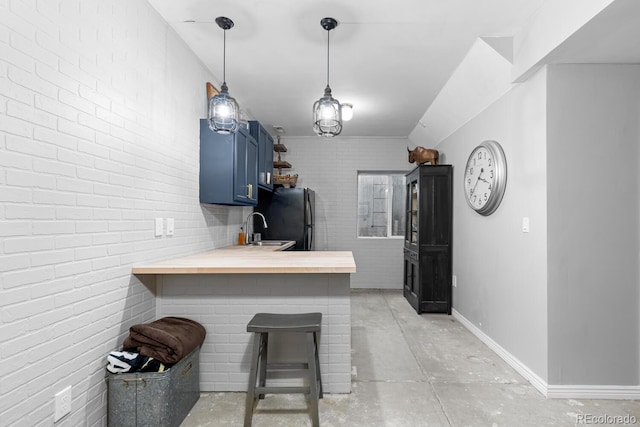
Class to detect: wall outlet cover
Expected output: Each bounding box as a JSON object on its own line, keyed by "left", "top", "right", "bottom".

{"left": 155, "top": 218, "right": 163, "bottom": 237}
{"left": 167, "top": 218, "right": 175, "bottom": 236}
{"left": 54, "top": 386, "right": 72, "bottom": 422}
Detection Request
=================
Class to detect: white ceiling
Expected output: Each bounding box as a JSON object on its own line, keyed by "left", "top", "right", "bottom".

{"left": 146, "top": 0, "right": 639, "bottom": 138}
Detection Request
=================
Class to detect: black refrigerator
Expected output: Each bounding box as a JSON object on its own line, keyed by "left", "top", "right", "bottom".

{"left": 254, "top": 187, "right": 315, "bottom": 251}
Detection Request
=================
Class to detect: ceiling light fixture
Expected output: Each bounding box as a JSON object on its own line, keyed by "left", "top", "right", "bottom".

{"left": 341, "top": 103, "right": 353, "bottom": 121}
{"left": 208, "top": 16, "right": 240, "bottom": 134}
{"left": 313, "top": 17, "right": 342, "bottom": 137}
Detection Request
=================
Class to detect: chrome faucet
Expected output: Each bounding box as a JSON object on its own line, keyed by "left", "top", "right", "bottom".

{"left": 244, "top": 212, "right": 268, "bottom": 244}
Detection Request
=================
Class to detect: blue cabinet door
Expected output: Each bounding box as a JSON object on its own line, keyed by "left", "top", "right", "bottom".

{"left": 233, "top": 129, "right": 258, "bottom": 204}
{"left": 249, "top": 121, "right": 274, "bottom": 191}
{"left": 200, "top": 120, "right": 258, "bottom": 206}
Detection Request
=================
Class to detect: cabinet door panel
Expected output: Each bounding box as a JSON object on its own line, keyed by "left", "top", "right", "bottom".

{"left": 420, "top": 174, "right": 452, "bottom": 246}
{"left": 246, "top": 135, "right": 258, "bottom": 202}
{"left": 419, "top": 249, "right": 451, "bottom": 313}
{"left": 232, "top": 130, "right": 258, "bottom": 204}
{"left": 249, "top": 121, "right": 274, "bottom": 191}
{"left": 403, "top": 251, "right": 419, "bottom": 312}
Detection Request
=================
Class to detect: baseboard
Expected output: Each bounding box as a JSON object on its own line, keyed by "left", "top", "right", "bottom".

{"left": 451, "top": 309, "right": 549, "bottom": 396}
{"left": 452, "top": 309, "right": 640, "bottom": 400}
{"left": 546, "top": 385, "right": 640, "bottom": 400}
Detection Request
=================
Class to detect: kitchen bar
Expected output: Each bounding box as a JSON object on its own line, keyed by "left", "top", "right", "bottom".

{"left": 132, "top": 245, "right": 356, "bottom": 393}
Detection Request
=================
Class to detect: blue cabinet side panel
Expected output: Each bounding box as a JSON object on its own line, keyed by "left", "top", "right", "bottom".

{"left": 199, "top": 119, "right": 235, "bottom": 205}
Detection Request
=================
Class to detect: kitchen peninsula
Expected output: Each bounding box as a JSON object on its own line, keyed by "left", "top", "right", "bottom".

{"left": 132, "top": 244, "right": 356, "bottom": 393}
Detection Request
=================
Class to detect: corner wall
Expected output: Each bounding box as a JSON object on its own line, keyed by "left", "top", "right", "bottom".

{"left": 434, "top": 67, "right": 550, "bottom": 383}
{"left": 546, "top": 64, "right": 640, "bottom": 387}
{"left": 0, "top": 1, "right": 247, "bottom": 425}
{"left": 280, "top": 136, "right": 411, "bottom": 288}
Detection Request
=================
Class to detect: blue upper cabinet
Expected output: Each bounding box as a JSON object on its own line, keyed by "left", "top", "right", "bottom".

{"left": 200, "top": 119, "right": 258, "bottom": 206}
{"left": 249, "top": 121, "right": 274, "bottom": 191}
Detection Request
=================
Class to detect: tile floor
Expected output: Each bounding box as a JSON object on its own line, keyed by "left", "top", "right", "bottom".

{"left": 181, "top": 290, "right": 640, "bottom": 426}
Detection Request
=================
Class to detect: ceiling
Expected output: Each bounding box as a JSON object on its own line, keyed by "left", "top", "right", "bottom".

{"left": 146, "top": 0, "right": 639, "bottom": 138}
{"left": 147, "top": 0, "right": 548, "bottom": 137}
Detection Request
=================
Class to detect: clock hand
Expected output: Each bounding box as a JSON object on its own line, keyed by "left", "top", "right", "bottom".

{"left": 470, "top": 168, "right": 484, "bottom": 194}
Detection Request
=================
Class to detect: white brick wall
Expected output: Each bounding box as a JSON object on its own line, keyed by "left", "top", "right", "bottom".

{"left": 281, "top": 137, "right": 413, "bottom": 289}
{"left": 157, "top": 273, "right": 352, "bottom": 393}
{"left": 0, "top": 1, "right": 249, "bottom": 425}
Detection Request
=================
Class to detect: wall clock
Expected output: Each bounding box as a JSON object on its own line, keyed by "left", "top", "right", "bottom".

{"left": 463, "top": 140, "right": 507, "bottom": 216}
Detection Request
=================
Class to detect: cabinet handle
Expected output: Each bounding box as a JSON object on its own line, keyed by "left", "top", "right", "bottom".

{"left": 247, "top": 183, "right": 253, "bottom": 199}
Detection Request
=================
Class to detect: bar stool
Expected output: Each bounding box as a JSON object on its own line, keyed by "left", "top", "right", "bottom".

{"left": 244, "top": 312, "right": 323, "bottom": 427}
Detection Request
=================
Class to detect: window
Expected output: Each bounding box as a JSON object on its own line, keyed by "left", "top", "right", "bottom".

{"left": 357, "top": 172, "right": 406, "bottom": 238}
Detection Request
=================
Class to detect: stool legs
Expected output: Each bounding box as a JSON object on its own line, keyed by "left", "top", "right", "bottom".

{"left": 306, "top": 332, "right": 320, "bottom": 427}
{"left": 258, "top": 333, "right": 268, "bottom": 399}
{"left": 313, "top": 331, "right": 323, "bottom": 399}
{"left": 244, "top": 333, "right": 262, "bottom": 427}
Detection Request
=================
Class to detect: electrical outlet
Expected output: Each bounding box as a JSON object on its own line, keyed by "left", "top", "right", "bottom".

{"left": 54, "top": 386, "right": 72, "bottom": 422}
{"left": 155, "top": 218, "right": 163, "bottom": 237}
{"left": 166, "top": 218, "right": 174, "bottom": 236}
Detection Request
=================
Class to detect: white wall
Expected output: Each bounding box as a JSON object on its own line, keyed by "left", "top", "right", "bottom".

{"left": 0, "top": 1, "right": 248, "bottom": 425}
{"left": 434, "top": 63, "right": 640, "bottom": 392}
{"left": 546, "top": 64, "right": 640, "bottom": 386}
{"left": 280, "top": 136, "right": 411, "bottom": 288}
{"left": 434, "top": 67, "right": 550, "bottom": 382}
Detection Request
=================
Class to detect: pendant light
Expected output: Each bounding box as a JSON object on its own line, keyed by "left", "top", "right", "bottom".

{"left": 313, "top": 17, "right": 342, "bottom": 137}
{"left": 208, "top": 16, "right": 240, "bottom": 134}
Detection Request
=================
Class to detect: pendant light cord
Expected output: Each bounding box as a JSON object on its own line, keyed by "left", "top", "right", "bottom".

{"left": 326, "top": 29, "right": 330, "bottom": 87}
{"left": 222, "top": 29, "right": 227, "bottom": 84}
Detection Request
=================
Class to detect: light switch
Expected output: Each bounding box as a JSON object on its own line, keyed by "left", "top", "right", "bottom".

{"left": 522, "top": 217, "right": 530, "bottom": 233}
{"left": 155, "top": 218, "right": 163, "bottom": 237}
{"left": 167, "top": 218, "right": 174, "bottom": 236}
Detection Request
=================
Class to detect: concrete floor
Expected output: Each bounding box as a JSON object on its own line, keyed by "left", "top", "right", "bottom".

{"left": 181, "top": 290, "right": 640, "bottom": 426}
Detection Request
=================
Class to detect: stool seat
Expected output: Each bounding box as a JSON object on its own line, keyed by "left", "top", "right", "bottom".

{"left": 247, "top": 312, "right": 322, "bottom": 333}
{"left": 244, "top": 312, "right": 323, "bottom": 427}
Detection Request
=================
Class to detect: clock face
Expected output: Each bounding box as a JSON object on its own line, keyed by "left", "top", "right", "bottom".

{"left": 463, "top": 140, "right": 507, "bottom": 216}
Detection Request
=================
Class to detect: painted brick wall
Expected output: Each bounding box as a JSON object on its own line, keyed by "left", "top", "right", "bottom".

{"left": 279, "top": 136, "right": 413, "bottom": 288}
{"left": 157, "top": 273, "right": 352, "bottom": 393}
{"left": 0, "top": 1, "right": 249, "bottom": 425}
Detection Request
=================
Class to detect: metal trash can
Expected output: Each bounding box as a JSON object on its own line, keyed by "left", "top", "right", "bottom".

{"left": 107, "top": 346, "right": 200, "bottom": 427}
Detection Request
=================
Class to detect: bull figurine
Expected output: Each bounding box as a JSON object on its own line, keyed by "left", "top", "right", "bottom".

{"left": 407, "top": 146, "right": 439, "bottom": 165}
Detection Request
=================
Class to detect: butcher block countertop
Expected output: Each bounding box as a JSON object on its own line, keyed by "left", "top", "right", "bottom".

{"left": 132, "top": 243, "right": 356, "bottom": 275}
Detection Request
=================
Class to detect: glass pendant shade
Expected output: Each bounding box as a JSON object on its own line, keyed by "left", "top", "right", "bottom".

{"left": 208, "top": 83, "right": 240, "bottom": 134}
{"left": 313, "top": 85, "right": 342, "bottom": 137}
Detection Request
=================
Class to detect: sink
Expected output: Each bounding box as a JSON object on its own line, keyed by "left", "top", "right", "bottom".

{"left": 247, "top": 240, "right": 290, "bottom": 247}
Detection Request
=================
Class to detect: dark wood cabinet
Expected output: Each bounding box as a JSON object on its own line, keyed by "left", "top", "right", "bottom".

{"left": 199, "top": 119, "right": 258, "bottom": 206}
{"left": 403, "top": 165, "right": 452, "bottom": 314}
